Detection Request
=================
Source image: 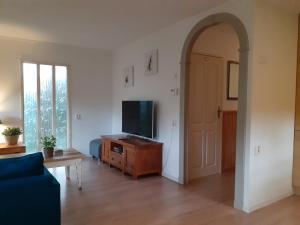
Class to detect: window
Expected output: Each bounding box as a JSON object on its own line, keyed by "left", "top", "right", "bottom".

{"left": 22, "top": 62, "right": 69, "bottom": 152}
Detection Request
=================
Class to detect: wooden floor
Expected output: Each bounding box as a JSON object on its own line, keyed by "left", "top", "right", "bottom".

{"left": 50, "top": 158, "right": 300, "bottom": 225}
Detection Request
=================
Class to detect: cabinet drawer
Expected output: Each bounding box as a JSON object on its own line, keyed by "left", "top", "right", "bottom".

{"left": 110, "top": 151, "right": 123, "bottom": 168}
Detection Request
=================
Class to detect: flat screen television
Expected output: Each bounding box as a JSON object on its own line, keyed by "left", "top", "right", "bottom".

{"left": 122, "top": 101, "right": 155, "bottom": 139}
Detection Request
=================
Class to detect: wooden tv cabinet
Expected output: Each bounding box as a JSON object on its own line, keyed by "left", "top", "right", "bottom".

{"left": 101, "top": 135, "right": 162, "bottom": 179}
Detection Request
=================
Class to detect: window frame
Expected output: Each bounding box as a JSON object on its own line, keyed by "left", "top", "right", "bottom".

{"left": 21, "top": 60, "right": 71, "bottom": 150}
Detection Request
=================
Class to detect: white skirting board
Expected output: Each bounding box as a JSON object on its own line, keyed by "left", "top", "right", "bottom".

{"left": 244, "top": 190, "right": 294, "bottom": 213}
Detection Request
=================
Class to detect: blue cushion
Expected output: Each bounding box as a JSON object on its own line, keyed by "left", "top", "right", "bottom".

{"left": 89, "top": 138, "right": 102, "bottom": 158}
{"left": 0, "top": 168, "right": 57, "bottom": 191}
{"left": 0, "top": 152, "right": 44, "bottom": 180}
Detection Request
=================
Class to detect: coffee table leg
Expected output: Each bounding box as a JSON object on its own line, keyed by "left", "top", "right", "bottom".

{"left": 65, "top": 166, "right": 70, "bottom": 180}
{"left": 76, "top": 161, "right": 82, "bottom": 190}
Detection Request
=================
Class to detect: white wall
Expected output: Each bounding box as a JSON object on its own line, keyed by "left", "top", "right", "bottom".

{"left": 112, "top": 0, "right": 299, "bottom": 212}
{"left": 112, "top": 0, "right": 254, "bottom": 185}
{"left": 0, "top": 37, "right": 113, "bottom": 155}
{"left": 245, "top": 0, "right": 298, "bottom": 211}
{"left": 192, "top": 23, "right": 240, "bottom": 111}
{"left": 0, "top": 0, "right": 296, "bottom": 214}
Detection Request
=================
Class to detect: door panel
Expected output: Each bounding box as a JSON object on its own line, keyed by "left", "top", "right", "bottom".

{"left": 190, "top": 61, "right": 205, "bottom": 124}
{"left": 205, "top": 65, "right": 219, "bottom": 123}
{"left": 188, "top": 54, "right": 223, "bottom": 180}
{"left": 205, "top": 130, "right": 217, "bottom": 167}
{"left": 222, "top": 111, "right": 237, "bottom": 172}
{"left": 190, "top": 131, "right": 204, "bottom": 168}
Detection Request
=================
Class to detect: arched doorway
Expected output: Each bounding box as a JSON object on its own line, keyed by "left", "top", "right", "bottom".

{"left": 179, "top": 13, "right": 250, "bottom": 211}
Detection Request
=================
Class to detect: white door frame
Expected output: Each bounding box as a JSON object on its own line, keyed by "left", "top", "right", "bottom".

{"left": 179, "top": 13, "right": 250, "bottom": 211}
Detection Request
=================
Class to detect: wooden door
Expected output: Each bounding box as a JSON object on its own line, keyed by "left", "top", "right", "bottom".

{"left": 293, "top": 15, "right": 300, "bottom": 194}
{"left": 188, "top": 53, "right": 223, "bottom": 180}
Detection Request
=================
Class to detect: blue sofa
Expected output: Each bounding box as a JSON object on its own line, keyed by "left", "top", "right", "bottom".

{"left": 0, "top": 152, "right": 60, "bottom": 225}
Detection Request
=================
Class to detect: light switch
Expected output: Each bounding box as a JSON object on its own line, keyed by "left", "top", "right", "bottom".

{"left": 254, "top": 145, "right": 262, "bottom": 156}
{"left": 172, "top": 120, "right": 177, "bottom": 127}
{"left": 171, "top": 88, "right": 179, "bottom": 96}
{"left": 171, "top": 88, "right": 176, "bottom": 96}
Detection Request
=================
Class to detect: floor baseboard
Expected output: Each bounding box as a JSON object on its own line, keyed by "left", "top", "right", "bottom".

{"left": 244, "top": 190, "right": 293, "bottom": 213}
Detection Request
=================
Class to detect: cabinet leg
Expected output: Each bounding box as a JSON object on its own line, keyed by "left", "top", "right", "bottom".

{"left": 65, "top": 166, "right": 70, "bottom": 180}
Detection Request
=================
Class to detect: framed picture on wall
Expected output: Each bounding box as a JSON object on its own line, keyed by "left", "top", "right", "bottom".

{"left": 123, "top": 65, "right": 134, "bottom": 88}
{"left": 144, "top": 49, "right": 158, "bottom": 75}
{"left": 227, "top": 61, "right": 239, "bottom": 100}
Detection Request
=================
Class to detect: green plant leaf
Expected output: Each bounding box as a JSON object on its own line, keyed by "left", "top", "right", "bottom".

{"left": 2, "top": 127, "right": 23, "bottom": 136}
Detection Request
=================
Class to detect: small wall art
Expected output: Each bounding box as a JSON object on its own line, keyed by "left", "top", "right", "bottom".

{"left": 144, "top": 49, "right": 158, "bottom": 75}
{"left": 123, "top": 65, "right": 134, "bottom": 88}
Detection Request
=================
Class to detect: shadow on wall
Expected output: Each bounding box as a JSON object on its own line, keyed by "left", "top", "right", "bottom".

{"left": 0, "top": 116, "right": 23, "bottom": 127}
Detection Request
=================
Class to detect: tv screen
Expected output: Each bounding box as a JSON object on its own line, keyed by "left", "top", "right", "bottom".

{"left": 122, "top": 101, "right": 155, "bottom": 139}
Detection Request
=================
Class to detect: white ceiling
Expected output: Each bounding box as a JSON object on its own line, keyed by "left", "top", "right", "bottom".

{"left": 0, "top": 0, "right": 229, "bottom": 50}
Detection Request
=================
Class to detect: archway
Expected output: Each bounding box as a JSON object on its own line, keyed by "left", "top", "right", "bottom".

{"left": 179, "top": 13, "right": 250, "bottom": 211}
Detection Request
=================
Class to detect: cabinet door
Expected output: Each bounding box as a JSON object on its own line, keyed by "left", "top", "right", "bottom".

{"left": 125, "top": 147, "right": 135, "bottom": 174}
{"left": 110, "top": 151, "right": 123, "bottom": 169}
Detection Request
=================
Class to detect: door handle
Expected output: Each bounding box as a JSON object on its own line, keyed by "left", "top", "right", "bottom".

{"left": 217, "top": 106, "right": 222, "bottom": 119}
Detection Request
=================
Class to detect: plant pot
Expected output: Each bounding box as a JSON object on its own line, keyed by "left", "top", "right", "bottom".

{"left": 5, "top": 135, "right": 19, "bottom": 145}
{"left": 43, "top": 148, "right": 54, "bottom": 158}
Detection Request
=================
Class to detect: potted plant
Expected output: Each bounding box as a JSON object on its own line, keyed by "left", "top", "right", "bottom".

{"left": 41, "top": 135, "right": 56, "bottom": 158}
{"left": 2, "top": 127, "right": 23, "bottom": 145}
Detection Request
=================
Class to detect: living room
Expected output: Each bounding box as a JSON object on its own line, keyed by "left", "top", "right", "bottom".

{"left": 0, "top": 0, "right": 300, "bottom": 225}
